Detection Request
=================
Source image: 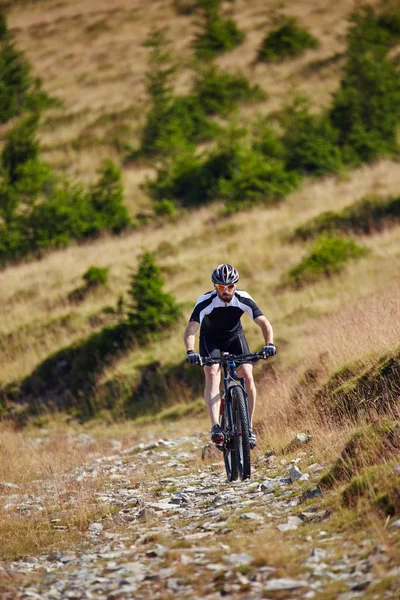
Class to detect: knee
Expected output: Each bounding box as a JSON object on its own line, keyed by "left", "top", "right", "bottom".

{"left": 242, "top": 370, "right": 254, "bottom": 386}
{"left": 205, "top": 367, "right": 220, "bottom": 385}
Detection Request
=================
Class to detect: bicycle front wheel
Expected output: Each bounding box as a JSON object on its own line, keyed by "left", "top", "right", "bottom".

{"left": 231, "top": 385, "right": 251, "bottom": 480}
{"left": 220, "top": 400, "right": 238, "bottom": 482}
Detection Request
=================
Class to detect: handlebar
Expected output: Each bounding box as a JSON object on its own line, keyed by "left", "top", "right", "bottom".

{"left": 200, "top": 351, "right": 264, "bottom": 367}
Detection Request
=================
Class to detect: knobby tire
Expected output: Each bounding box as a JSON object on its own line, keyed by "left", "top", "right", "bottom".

{"left": 231, "top": 385, "right": 251, "bottom": 480}
{"left": 220, "top": 398, "right": 238, "bottom": 482}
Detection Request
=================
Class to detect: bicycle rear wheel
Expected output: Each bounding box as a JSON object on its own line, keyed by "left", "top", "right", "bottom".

{"left": 231, "top": 385, "right": 251, "bottom": 480}
{"left": 220, "top": 400, "right": 238, "bottom": 482}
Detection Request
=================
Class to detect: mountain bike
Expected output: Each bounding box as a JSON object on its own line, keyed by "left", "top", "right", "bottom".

{"left": 201, "top": 351, "right": 263, "bottom": 482}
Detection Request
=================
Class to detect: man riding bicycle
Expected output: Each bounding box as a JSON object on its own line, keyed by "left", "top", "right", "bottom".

{"left": 184, "top": 263, "right": 276, "bottom": 448}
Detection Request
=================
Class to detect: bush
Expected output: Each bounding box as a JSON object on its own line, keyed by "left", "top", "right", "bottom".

{"left": 148, "top": 126, "right": 299, "bottom": 211}
{"left": 256, "top": 16, "right": 319, "bottom": 62}
{"left": 154, "top": 199, "right": 177, "bottom": 217}
{"left": 330, "top": 6, "right": 400, "bottom": 164}
{"left": 143, "top": 94, "right": 218, "bottom": 157}
{"left": 147, "top": 143, "right": 207, "bottom": 207}
{"left": 377, "top": 4, "right": 400, "bottom": 41}
{"left": 27, "top": 183, "right": 94, "bottom": 249}
{"left": 1, "top": 114, "right": 40, "bottom": 184}
{"left": 279, "top": 99, "right": 342, "bottom": 176}
{"left": 294, "top": 195, "right": 400, "bottom": 240}
{"left": 87, "top": 159, "right": 130, "bottom": 233}
{"left": 252, "top": 121, "right": 285, "bottom": 160}
{"left": 0, "top": 18, "right": 59, "bottom": 123}
{"left": 192, "top": 0, "right": 245, "bottom": 60}
{"left": 139, "top": 30, "right": 217, "bottom": 156}
{"left": 127, "top": 252, "right": 181, "bottom": 338}
{"left": 193, "top": 63, "right": 266, "bottom": 116}
{"left": 287, "top": 234, "right": 368, "bottom": 285}
{"left": 83, "top": 266, "right": 109, "bottom": 287}
{"left": 217, "top": 145, "right": 300, "bottom": 213}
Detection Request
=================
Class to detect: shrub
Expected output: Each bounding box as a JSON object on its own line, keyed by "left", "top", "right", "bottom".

{"left": 0, "top": 18, "right": 59, "bottom": 123}
{"left": 217, "top": 145, "right": 300, "bottom": 213}
{"left": 252, "top": 120, "right": 285, "bottom": 160}
{"left": 83, "top": 266, "right": 109, "bottom": 287}
{"left": 256, "top": 16, "right": 319, "bottom": 63}
{"left": 294, "top": 195, "right": 400, "bottom": 240}
{"left": 193, "top": 63, "right": 266, "bottom": 116}
{"left": 127, "top": 252, "right": 181, "bottom": 337}
{"left": 287, "top": 234, "right": 368, "bottom": 285}
{"left": 330, "top": 6, "right": 400, "bottom": 164}
{"left": 279, "top": 99, "right": 342, "bottom": 176}
{"left": 192, "top": 0, "right": 245, "bottom": 60}
{"left": 377, "top": 4, "right": 400, "bottom": 42}
{"left": 139, "top": 30, "right": 217, "bottom": 156}
{"left": 154, "top": 199, "right": 177, "bottom": 217}
{"left": 147, "top": 143, "right": 207, "bottom": 207}
{"left": 1, "top": 114, "right": 40, "bottom": 184}
{"left": 87, "top": 159, "right": 130, "bottom": 233}
{"left": 148, "top": 126, "right": 299, "bottom": 211}
{"left": 27, "top": 183, "right": 94, "bottom": 249}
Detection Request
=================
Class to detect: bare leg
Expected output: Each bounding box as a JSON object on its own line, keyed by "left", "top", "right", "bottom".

{"left": 237, "top": 364, "right": 256, "bottom": 426}
{"left": 204, "top": 365, "right": 221, "bottom": 426}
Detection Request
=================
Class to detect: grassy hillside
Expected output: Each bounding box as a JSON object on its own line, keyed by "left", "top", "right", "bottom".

{"left": 0, "top": 0, "right": 400, "bottom": 424}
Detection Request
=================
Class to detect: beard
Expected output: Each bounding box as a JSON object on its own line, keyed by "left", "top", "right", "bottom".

{"left": 218, "top": 290, "right": 234, "bottom": 302}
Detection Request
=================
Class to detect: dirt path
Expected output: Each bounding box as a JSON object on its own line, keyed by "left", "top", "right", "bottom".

{"left": 1, "top": 431, "right": 399, "bottom": 599}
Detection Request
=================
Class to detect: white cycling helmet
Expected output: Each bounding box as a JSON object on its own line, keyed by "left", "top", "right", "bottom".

{"left": 211, "top": 263, "right": 239, "bottom": 285}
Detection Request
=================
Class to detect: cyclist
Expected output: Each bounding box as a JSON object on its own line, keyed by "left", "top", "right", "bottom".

{"left": 184, "top": 263, "right": 276, "bottom": 448}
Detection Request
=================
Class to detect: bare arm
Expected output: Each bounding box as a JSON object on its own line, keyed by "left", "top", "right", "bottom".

{"left": 254, "top": 315, "right": 274, "bottom": 345}
{"left": 184, "top": 320, "right": 200, "bottom": 352}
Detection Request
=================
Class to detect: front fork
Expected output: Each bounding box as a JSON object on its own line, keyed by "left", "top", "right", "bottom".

{"left": 222, "top": 368, "right": 251, "bottom": 439}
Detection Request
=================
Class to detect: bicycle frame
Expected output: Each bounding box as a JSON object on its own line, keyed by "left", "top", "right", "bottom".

{"left": 220, "top": 358, "right": 251, "bottom": 443}
{"left": 202, "top": 351, "right": 262, "bottom": 438}
{"left": 201, "top": 351, "right": 263, "bottom": 481}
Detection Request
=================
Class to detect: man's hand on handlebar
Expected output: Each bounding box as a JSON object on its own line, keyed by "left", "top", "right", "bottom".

{"left": 261, "top": 344, "right": 276, "bottom": 358}
{"left": 186, "top": 350, "right": 202, "bottom": 365}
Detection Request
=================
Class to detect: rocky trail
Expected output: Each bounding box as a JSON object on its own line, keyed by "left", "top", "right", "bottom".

{"left": 1, "top": 430, "right": 400, "bottom": 600}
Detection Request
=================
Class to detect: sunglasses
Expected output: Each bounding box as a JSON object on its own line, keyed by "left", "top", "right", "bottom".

{"left": 215, "top": 284, "right": 235, "bottom": 291}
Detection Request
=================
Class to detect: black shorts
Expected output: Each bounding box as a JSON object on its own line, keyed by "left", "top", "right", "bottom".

{"left": 200, "top": 329, "right": 251, "bottom": 359}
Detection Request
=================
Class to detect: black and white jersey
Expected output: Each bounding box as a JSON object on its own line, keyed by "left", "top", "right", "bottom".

{"left": 189, "top": 289, "right": 263, "bottom": 339}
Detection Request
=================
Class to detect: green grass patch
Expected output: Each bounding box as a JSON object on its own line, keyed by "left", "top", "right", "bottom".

{"left": 319, "top": 421, "right": 400, "bottom": 488}
{"left": 294, "top": 194, "right": 400, "bottom": 240}
{"left": 342, "top": 463, "right": 400, "bottom": 517}
{"left": 315, "top": 346, "right": 400, "bottom": 423}
{"left": 286, "top": 235, "right": 368, "bottom": 286}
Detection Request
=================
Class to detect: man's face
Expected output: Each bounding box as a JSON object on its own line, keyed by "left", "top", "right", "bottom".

{"left": 215, "top": 283, "right": 236, "bottom": 302}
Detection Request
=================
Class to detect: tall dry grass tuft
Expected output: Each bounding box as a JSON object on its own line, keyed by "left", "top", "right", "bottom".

{"left": 254, "top": 280, "right": 400, "bottom": 460}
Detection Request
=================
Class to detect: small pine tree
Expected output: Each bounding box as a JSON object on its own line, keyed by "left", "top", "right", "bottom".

{"left": 0, "top": 38, "right": 31, "bottom": 122}
{"left": 140, "top": 29, "right": 177, "bottom": 155}
{"left": 256, "top": 16, "right": 319, "bottom": 62}
{"left": 192, "top": 0, "right": 245, "bottom": 60}
{"left": 88, "top": 159, "right": 130, "bottom": 233}
{"left": 127, "top": 252, "right": 181, "bottom": 337}
{"left": 1, "top": 114, "right": 40, "bottom": 184}
{"left": 279, "top": 97, "right": 342, "bottom": 176}
{"left": 0, "top": 14, "right": 59, "bottom": 123}
{"left": 330, "top": 6, "right": 400, "bottom": 164}
{"left": 193, "top": 62, "right": 265, "bottom": 116}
